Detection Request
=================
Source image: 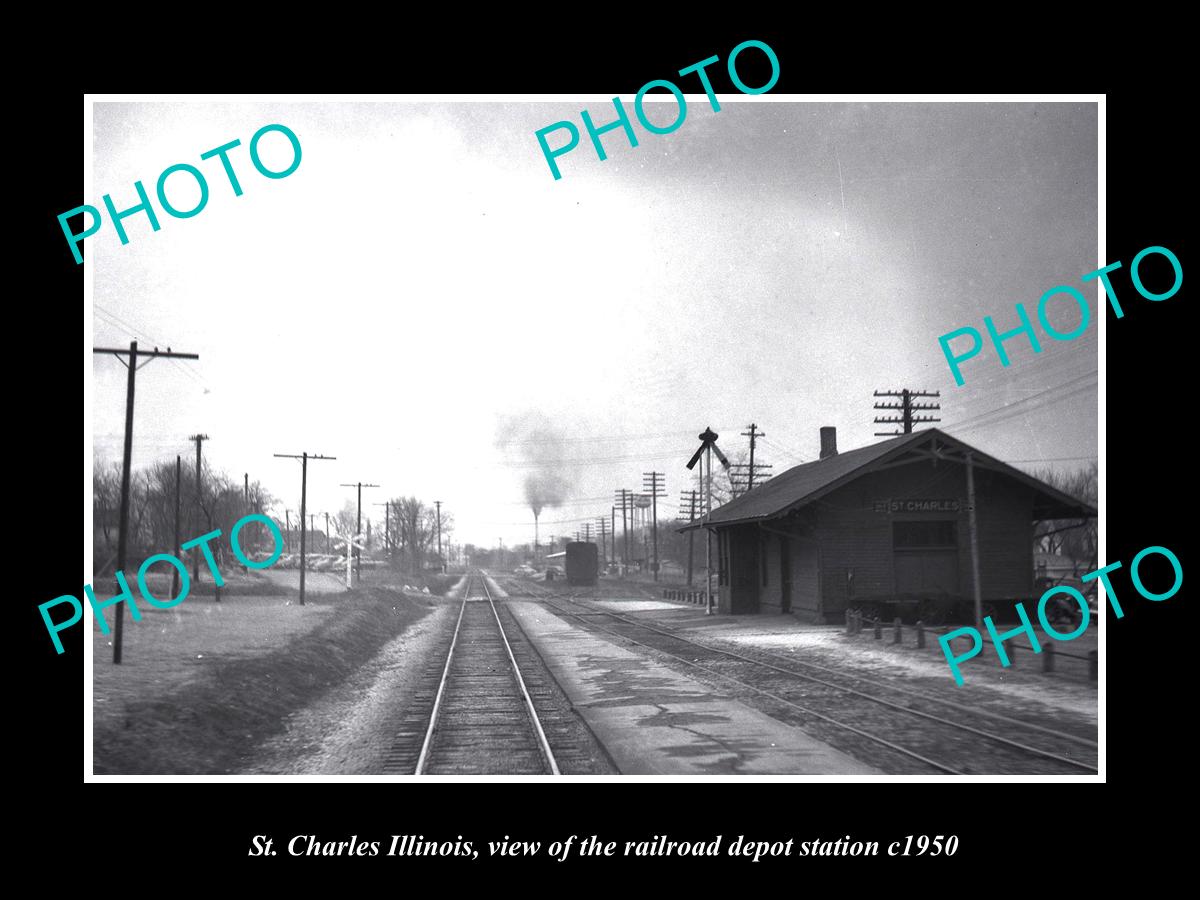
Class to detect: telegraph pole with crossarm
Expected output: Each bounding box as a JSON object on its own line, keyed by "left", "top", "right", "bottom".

{"left": 874, "top": 389, "right": 941, "bottom": 436}
{"left": 642, "top": 472, "right": 665, "bottom": 582}
{"left": 93, "top": 341, "right": 199, "bottom": 665}
{"left": 188, "top": 433, "right": 210, "bottom": 588}
{"left": 678, "top": 489, "right": 700, "bottom": 586}
{"left": 275, "top": 452, "right": 335, "bottom": 605}
{"left": 614, "top": 489, "right": 633, "bottom": 573}
{"left": 339, "top": 482, "right": 379, "bottom": 585}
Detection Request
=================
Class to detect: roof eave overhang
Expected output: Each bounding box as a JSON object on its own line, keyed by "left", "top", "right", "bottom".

{"left": 688, "top": 430, "right": 1098, "bottom": 529}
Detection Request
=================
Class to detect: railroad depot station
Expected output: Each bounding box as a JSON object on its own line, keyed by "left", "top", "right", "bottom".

{"left": 685, "top": 427, "right": 1097, "bottom": 622}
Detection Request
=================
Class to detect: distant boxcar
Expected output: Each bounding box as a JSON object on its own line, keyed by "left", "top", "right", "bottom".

{"left": 565, "top": 541, "right": 599, "bottom": 586}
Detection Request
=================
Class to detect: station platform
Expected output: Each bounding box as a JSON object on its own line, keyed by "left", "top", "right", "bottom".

{"left": 507, "top": 601, "right": 880, "bottom": 775}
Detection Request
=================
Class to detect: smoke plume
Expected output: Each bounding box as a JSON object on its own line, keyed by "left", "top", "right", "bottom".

{"left": 495, "top": 411, "right": 580, "bottom": 517}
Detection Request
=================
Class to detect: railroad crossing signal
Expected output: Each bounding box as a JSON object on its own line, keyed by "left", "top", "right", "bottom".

{"left": 685, "top": 427, "right": 727, "bottom": 617}
{"left": 345, "top": 532, "right": 368, "bottom": 587}
{"left": 686, "top": 427, "right": 730, "bottom": 473}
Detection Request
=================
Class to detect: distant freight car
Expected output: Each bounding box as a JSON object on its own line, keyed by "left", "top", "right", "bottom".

{"left": 565, "top": 541, "right": 599, "bottom": 586}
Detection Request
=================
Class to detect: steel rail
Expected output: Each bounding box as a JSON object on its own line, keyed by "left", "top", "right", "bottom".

{"left": 414, "top": 579, "right": 470, "bottom": 775}
{"left": 481, "top": 574, "right": 561, "bottom": 775}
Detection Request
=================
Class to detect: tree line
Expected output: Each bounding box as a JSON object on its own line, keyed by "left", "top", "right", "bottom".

{"left": 93, "top": 455, "right": 275, "bottom": 575}
{"left": 1031, "top": 461, "right": 1098, "bottom": 574}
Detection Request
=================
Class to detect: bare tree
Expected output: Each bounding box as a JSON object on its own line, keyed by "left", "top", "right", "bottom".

{"left": 1032, "top": 462, "right": 1098, "bottom": 575}
{"left": 391, "top": 497, "right": 441, "bottom": 573}
{"left": 93, "top": 457, "right": 122, "bottom": 571}
{"left": 93, "top": 454, "right": 276, "bottom": 571}
{"left": 331, "top": 501, "right": 358, "bottom": 543}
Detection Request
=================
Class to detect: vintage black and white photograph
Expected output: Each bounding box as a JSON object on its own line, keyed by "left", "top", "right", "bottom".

{"left": 85, "top": 96, "right": 1099, "bottom": 777}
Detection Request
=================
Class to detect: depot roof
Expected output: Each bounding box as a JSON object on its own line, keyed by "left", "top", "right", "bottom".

{"left": 680, "top": 428, "right": 1096, "bottom": 531}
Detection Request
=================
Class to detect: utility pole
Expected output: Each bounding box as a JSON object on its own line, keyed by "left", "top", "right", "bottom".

{"left": 276, "top": 453, "right": 335, "bottom": 605}
{"left": 373, "top": 502, "right": 391, "bottom": 557}
{"left": 93, "top": 341, "right": 200, "bottom": 665}
{"left": 614, "top": 489, "right": 632, "bottom": 574}
{"left": 745, "top": 424, "right": 759, "bottom": 490}
{"left": 242, "top": 472, "right": 251, "bottom": 568}
{"left": 965, "top": 452, "right": 983, "bottom": 629}
{"left": 731, "top": 424, "right": 773, "bottom": 495}
{"left": 172, "top": 455, "right": 182, "bottom": 599}
{"left": 610, "top": 508, "right": 615, "bottom": 570}
{"left": 339, "top": 482, "right": 379, "bottom": 585}
{"left": 435, "top": 500, "right": 444, "bottom": 572}
{"left": 643, "top": 472, "right": 665, "bottom": 582}
{"left": 597, "top": 517, "right": 608, "bottom": 565}
{"left": 187, "top": 433, "right": 210, "bottom": 587}
{"left": 678, "top": 489, "right": 700, "bottom": 586}
{"left": 874, "top": 388, "right": 941, "bottom": 436}
{"left": 325, "top": 512, "right": 331, "bottom": 553}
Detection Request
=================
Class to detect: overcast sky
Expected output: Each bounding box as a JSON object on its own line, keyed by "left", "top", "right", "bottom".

{"left": 89, "top": 99, "right": 1098, "bottom": 548}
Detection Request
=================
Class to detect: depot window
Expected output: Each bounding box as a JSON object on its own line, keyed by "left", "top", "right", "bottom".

{"left": 892, "top": 520, "right": 957, "bottom": 550}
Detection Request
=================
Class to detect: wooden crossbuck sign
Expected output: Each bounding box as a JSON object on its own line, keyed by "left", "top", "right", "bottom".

{"left": 346, "top": 533, "right": 368, "bottom": 587}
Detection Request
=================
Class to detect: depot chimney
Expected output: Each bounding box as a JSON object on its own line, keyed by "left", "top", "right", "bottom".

{"left": 819, "top": 427, "right": 838, "bottom": 459}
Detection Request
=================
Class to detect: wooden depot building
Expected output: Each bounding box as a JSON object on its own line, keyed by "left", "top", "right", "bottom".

{"left": 685, "top": 427, "right": 1096, "bottom": 622}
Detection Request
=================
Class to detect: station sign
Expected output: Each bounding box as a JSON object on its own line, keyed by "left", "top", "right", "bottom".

{"left": 872, "top": 498, "right": 961, "bottom": 514}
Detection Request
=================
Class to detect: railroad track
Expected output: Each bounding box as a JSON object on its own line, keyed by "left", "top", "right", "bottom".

{"left": 536, "top": 595, "right": 1099, "bottom": 776}
{"left": 381, "top": 573, "right": 568, "bottom": 775}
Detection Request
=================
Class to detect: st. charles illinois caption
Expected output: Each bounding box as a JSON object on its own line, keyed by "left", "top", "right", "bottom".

{"left": 249, "top": 833, "right": 958, "bottom": 861}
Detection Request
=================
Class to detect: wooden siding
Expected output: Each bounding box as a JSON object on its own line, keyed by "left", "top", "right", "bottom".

{"left": 722, "top": 458, "right": 1036, "bottom": 620}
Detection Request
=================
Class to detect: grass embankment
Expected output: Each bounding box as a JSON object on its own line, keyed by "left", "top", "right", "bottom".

{"left": 97, "top": 568, "right": 299, "bottom": 598}
{"left": 358, "top": 567, "right": 460, "bottom": 596}
{"left": 93, "top": 588, "right": 434, "bottom": 774}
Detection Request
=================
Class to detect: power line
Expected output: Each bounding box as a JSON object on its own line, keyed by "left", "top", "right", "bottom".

{"left": 1006, "top": 456, "right": 1097, "bottom": 464}
{"left": 495, "top": 426, "right": 737, "bottom": 447}
{"left": 94, "top": 305, "right": 210, "bottom": 389}
{"left": 493, "top": 449, "right": 697, "bottom": 468}
{"left": 944, "top": 372, "right": 1097, "bottom": 434}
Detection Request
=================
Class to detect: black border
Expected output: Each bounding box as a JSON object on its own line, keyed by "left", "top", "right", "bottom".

{"left": 26, "top": 26, "right": 1189, "bottom": 881}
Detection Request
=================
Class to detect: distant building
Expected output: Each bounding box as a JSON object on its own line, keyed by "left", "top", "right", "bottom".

{"left": 683, "top": 427, "right": 1096, "bottom": 622}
